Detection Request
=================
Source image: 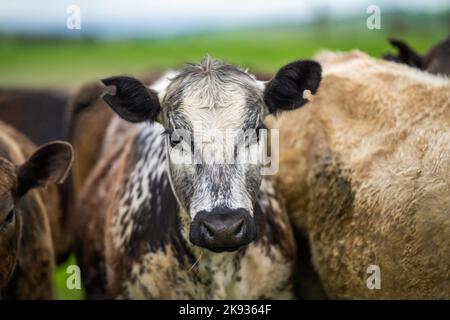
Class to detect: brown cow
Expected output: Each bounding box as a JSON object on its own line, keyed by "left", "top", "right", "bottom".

{"left": 383, "top": 35, "right": 450, "bottom": 76}
{"left": 0, "top": 88, "right": 68, "bottom": 145}
{"left": 0, "top": 121, "right": 73, "bottom": 299}
{"left": 269, "top": 50, "right": 450, "bottom": 299}
{"left": 0, "top": 88, "right": 74, "bottom": 263}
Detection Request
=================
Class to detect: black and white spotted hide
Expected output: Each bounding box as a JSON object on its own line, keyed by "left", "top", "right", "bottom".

{"left": 98, "top": 58, "right": 320, "bottom": 298}
{"left": 106, "top": 120, "right": 295, "bottom": 299}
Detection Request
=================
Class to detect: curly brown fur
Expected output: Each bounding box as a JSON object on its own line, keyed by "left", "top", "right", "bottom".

{"left": 269, "top": 51, "right": 450, "bottom": 299}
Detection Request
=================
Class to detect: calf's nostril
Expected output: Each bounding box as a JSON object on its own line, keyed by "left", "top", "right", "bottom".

{"left": 200, "top": 221, "right": 215, "bottom": 240}
{"left": 232, "top": 219, "right": 245, "bottom": 238}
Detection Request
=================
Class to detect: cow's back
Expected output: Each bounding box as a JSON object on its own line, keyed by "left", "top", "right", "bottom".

{"left": 270, "top": 51, "right": 450, "bottom": 298}
{"left": 0, "top": 89, "right": 68, "bottom": 145}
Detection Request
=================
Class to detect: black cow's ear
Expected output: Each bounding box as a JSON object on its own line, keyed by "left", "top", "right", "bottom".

{"left": 264, "top": 60, "right": 322, "bottom": 114}
{"left": 101, "top": 76, "right": 161, "bottom": 123}
{"left": 17, "top": 142, "right": 73, "bottom": 197}
{"left": 385, "top": 38, "right": 423, "bottom": 69}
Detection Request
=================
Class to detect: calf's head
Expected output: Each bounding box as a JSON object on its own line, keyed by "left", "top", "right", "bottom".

{"left": 0, "top": 142, "right": 73, "bottom": 287}
{"left": 102, "top": 58, "right": 321, "bottom": 252}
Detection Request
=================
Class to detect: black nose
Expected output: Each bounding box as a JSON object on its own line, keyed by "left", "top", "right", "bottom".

{"left": 189, "top": 208, "right": 256, "bottom": 252}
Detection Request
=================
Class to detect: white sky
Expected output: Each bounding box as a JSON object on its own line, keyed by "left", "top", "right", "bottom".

{"left": 0, "top": 0, "right": 448, "bottom": 38}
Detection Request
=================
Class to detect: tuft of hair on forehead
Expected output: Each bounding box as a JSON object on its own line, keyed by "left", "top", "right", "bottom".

{"left": 163, "top": 56, "right": 261, "bottom": 111}
{"left": 183, "top": 56, "right": 252, "bottom": 79}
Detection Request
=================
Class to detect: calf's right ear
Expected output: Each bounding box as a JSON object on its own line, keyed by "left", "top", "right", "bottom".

{"left": 17, "top": 142, "right": 74, "bottom": 197}
{"left": 101, "top": 76, "right": 161, "bottom": 123}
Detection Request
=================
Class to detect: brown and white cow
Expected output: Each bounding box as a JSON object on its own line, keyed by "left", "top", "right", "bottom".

{"left": 66, "top": 71, "right": 166, "bottom": 203}
{"left": 66, "top": 70, "right": 270, "bottom": 209}
{"left": 0, "top": 121, "right": 73, "bottom": 299}
{"left": 73, "top": 57, "right": 321, "bottom": 299}
{"left": 269, "top": 50, "right": 450, "bottom": 299}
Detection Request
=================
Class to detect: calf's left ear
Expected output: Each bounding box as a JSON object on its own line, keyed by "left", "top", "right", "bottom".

{"left": 17, "top": 142, "right": 74, "bottom": 197}
{"left": 264, "top": 60, "right": 322, "bottom": 114}
{"left": 101, "top": 76, "right": 161, "bottom": 123}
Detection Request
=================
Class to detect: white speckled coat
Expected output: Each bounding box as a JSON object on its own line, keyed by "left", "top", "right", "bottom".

{"left": 75, "top": 118, "right": 295, "bottom": 299}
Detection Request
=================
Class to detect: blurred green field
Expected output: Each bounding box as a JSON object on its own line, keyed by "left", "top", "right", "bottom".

{"left": 0, "top": 12, "right": 448, "bottom": 89}
{"left": 1, "top": 12, "right": 447, "bottom": 300}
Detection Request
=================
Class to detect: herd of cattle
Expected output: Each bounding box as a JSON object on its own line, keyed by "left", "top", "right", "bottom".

{"left": 0, "top": 36, "right": 448, "bottom": 299}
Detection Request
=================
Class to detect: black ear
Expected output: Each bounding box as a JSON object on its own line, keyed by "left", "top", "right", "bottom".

{"left": 17, "top": 142, "right": 74, "bottom": 197}
{"left": 264, "top": 60, "right": 322, "bottom": 114}
{"left": 384, "top": 38, "right": 423, "bottom": 69}
{"left": 101, "top": 76, "right": 161, "bottom": 123}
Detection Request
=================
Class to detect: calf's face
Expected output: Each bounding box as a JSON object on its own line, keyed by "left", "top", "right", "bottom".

{"left": 0, "top": 142, "right": 73, "bottom": 288}
{"left": 0, "top": 159, "right": 20, "bottom": 287}
{"left": 102, "top": 58, "right": 321, "bottom": 252}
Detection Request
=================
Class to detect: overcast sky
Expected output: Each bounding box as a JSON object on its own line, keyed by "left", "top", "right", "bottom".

{"left": 0, "top": 0, "right": 448, "bottom": 38}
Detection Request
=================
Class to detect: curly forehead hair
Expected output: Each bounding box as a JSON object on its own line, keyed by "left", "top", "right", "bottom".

{"left": 163, "top": 56, "right": 261, "bottom": 110}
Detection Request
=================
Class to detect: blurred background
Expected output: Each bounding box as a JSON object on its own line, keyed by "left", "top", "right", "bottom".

{"left": 0, "top": 0, "right": 449, "bottom": 89}
{"left": 0, "top": 0, "right": 448, "bottom": 299}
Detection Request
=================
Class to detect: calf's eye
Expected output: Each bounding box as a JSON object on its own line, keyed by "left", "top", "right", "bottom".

{"left": 1, "top": 209, "right": 15, "bottom": 226}
{"left": 170, "top": 136, "right": 182, "bottom": 148}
